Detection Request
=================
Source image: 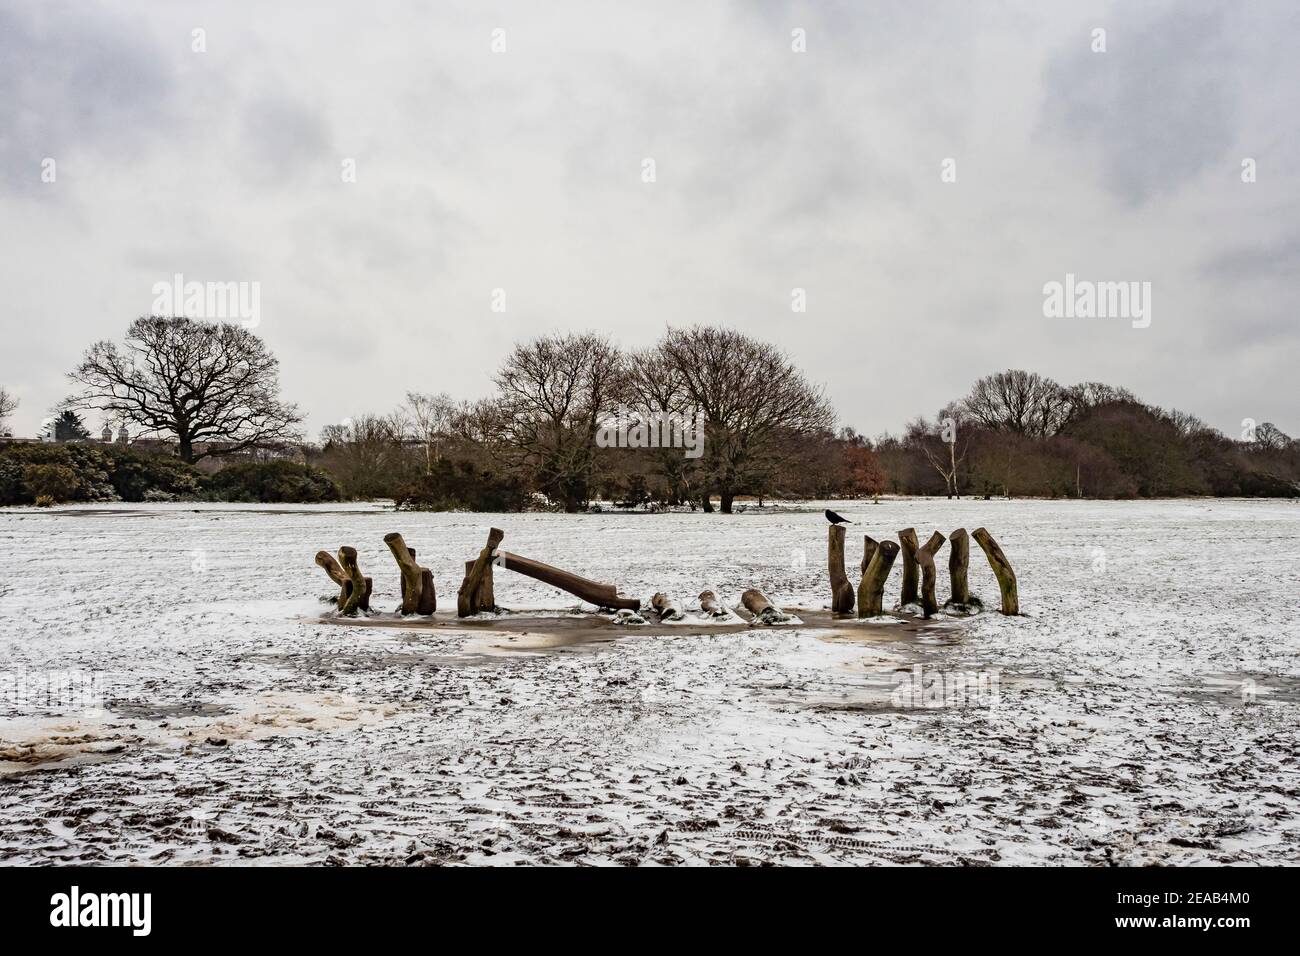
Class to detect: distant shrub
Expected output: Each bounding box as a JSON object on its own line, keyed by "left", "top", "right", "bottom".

{"left": 34, "top": 495, "right": 54, "bottom": 508}
{"left": 395, "top": 459, "right": 530, "bottom": 512}
{"left": 0, "top": 443, "right": 202, "bottom": 505}
{"left": 203, "top": 460, "right": 342, "bottom": 503}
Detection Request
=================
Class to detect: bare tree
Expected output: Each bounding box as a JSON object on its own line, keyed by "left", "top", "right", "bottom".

{"left": 317, "top": 414, "right": 409, "bottom": 499}
{"left": 652, "top": 326, "right": 836, "bottom": 513}
{"left": 402, "top": 391, "right": 457, "bottom": 474}
{"left": 68, "top": 317, "right": 301, "bottom": 463}
{"left": 961, "top": 370, "right": 1071, "bottom": 438}
{"left": 494, "top": 332, "right": 623, "bottom": 512}
{"left": 0, "top": 387, "right": 17, "bottom": 436}
{"left": 906, "top": 409, "right": 968, "bottom": 498}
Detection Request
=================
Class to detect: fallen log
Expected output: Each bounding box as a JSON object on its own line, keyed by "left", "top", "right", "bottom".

{"left": 857, "top": 539, "right": 900, "bottom": 617}
{"left": 741, "top": 588, "right": 794, "bottom": 624}
{"left": 336, "top": 546, "right": 369, "bottom": 616}
{"left": 916, "top": 531, "right": 947, "bottom": 619}
{"left": 385, "top": 533, "right": 428, "bottom": 615}
{"left": 898, "top": 528, "right": 920, "bottom": 606}
{"left": 828, "top": 524, "right": 855, "bottom": 614}
{"left": 458, "top": 528, "right": 505, "bottom": 616}
{"left": 492, "top": 548, "right": 640, "bottom": 612}
{"left": 972, "top": 527, "right": 1019, "bottom": 615}
{"left": 946, "top": 528, "right": 976, "bottom": 609}
{"left": 860, "top": 535, "right": 878, "bottom": 577}
{"left": 698, "top": 589, "right": 729, "bottom": 618}
{"left": 651, "top": 592, "right": 686, "bottom": 622}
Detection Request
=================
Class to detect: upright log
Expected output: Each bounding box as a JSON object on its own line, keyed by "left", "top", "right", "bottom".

{"left": 458, "top": 528, "right": 505, "bottom": 616}
{"left": 916, "top": 531, "right": 947, "bottom": 619}
{"left": 651, "top": 592, "right": 686, "bottom": 622}
{"left": 828, "top": 524, "right": 855, "bottom": 614}
{"left": 972, "top": 527, "right": 1019, "bottom": 615}
{"left": 741, "top": 588, "right": 793, "bottom": 624}
{"left": 898, "top": 528, "right": 920, "bottom": 606}
{"left": 336, "top": 546, "right": 368, "bottom": 616}
{"left": 384, "top": 533, "right": 425, "bottom": 615}
{"left": 317, "top": 550, "right": 371, "bottom": 611}
{"left": 698, "top": 589, "right": 728, "bottom": 618}
{"left": 860, "top": 535, "right": 878, "bottom": 577}
{"left": 857, "top": 539, "right": 900, "bottom": 617}
{"left": 947, "top": 528, "right": 972, "bottom": 607}
{"left": 418, "top": 568, "right": 437, "bottom": 615}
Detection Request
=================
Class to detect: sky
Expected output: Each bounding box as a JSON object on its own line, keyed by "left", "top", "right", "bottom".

{"left": 1, "top": 0, "right": 1297, "bottom": 441}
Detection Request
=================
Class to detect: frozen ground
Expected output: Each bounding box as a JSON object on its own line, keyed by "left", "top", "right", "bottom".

{"left": 0, "top": 498, "right": 1297, "bottom": 865}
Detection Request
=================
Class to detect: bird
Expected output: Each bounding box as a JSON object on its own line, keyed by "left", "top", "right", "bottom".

{"left": 824, "top": 509, "right": 854, "bottom": 525}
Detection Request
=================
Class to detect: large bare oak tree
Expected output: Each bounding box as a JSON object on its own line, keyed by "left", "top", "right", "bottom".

{"left": 68, "top": 316, "right": 302, "bottom": 463}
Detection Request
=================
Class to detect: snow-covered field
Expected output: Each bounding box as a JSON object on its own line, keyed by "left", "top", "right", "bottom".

{"left": 1, "top": 499, "right": 1297, "bottom": 865}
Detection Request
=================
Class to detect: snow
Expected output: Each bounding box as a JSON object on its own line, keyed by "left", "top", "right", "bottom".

{"left": 0, "top": 498, "right": 1297, "bottom": 865}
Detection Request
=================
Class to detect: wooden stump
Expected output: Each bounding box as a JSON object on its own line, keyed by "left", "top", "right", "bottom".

{"left": 972, "top": 527, "right": 1019, "bottom": 615}
{"left": 651, "top": 592, "right": 686, "bottom": 622}
{"left": 741, "top": 588, "right": 793, "bottom": 624}
{"left": 857, "top": 539, "right": 900, "bottom": 617}
{"left": 916, "top": 531, "right": 947, "bottom": 619}
{"left": 946, "top": 528, "right": 975, "bottom": 609}
{"left": 384, "top": 533, "right": 427, "bottom": 615}
{"left": 458, "top": 528, "right": 504, "bottom": 616}
{"left": 315, "top": 549, "right": 371, "bottom": 610}
{"left": 898, "top": 528, "right": 920, "bottom": 606}
{"left": 860, "top": 535, "right": 878, "bottom": 577}
{"left": 828, "top": 524, "right": 855, "bottom": 613}
{"left": 698, "top": 589, "right": 728, "bottom": 618}
{"left": 336, "top": 546, "right": 368, "bottom": 616}
{"left": 417, "top": 568, "right": 437, "bottom": 615}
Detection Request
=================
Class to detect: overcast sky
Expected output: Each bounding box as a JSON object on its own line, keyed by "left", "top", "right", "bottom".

{"left": 2, "top": 0, "right": 1297, "bottom": 440}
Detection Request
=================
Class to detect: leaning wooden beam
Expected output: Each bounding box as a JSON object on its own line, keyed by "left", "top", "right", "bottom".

{"left": 898, "top": 528, "right": 920, "bottom": 606}
{"left": 336, "top": 546, "right": 368, "bottom": 616}
{"left": 916, "top": 531, "right": 947, "bottom": 619}
{"left": 947, "top": 528, "right": 972, "bottom": 607}
{"left": 458, "top": 528, "right": 505, "bottom": 616}
{"left": 860, "top": 535, "right": 878, "bottom": 577}
{"left": 384, "top": 533, "right": 426, "bottom": 615}
{"left": 741, "top": 588, "right": 793, "bottom": 624}
{"left": 698, "top": 589, "right": 728, "bottom": 618}
{"left": 972, "top": 527, "right": 1019, "bottom": 615}
{"left": 857, "top": 539, "right": 900, "bottom": 617}
{"left": 828, "top": 524, "right": 855, "bottom": 614}
{"left": 492, "top": 548, "right": 641, "bottom": 612}
{"left": 651, "top": 592, "right": 686, "bottom": 622}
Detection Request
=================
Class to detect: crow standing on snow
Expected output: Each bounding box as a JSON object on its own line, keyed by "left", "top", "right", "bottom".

{"left": 824, "top": 509, "right": 853, "bottom": 525}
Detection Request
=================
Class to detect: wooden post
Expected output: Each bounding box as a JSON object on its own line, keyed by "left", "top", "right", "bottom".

{"left": 651, "top": 592, "right": 686, "bottom": 621}
{"left": 828, "top": 524, "right": 855, "bottom": 613}
{"left": 698, "top": 589, "right": 728, "bottom": 618}
{"left": 384, "top": 532, "right": 425, "bottom": 615}
{"left": 741, "top": 588, "right": 792, "bottom": 624}
{"left": 898, "top": 528, "right": 920, "bottom": 606}
{"left": 916, "top": 531, "right": 947, "bottom": 619}
{"left": 860, "top": 535, "right": 878, "bottom": 577}
{"left": 418, "top": 568, "right": 437, "bottom": 615}
{"left": 947, "top": 528, "right": 972, "bottom": 607}
{"left": 972, "top": 527, "right": 1019, "bottom": 615}
{"left": 458, "top": 528, "right": 505, "bottom": 616}
{"left": 336, "top": 546, "right": 368, "bottom": 616}
{"left": 857, "top": 539, "right": 900, "bottom": 617}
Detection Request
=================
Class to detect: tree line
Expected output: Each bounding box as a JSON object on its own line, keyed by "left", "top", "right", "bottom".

{"left": 1, "top": 318, "right": 1296, "bottom": 507}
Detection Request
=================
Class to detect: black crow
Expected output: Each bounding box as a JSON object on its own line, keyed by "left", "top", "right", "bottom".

{"left": 824, "top": 509, "right": 853, "bottom": 524}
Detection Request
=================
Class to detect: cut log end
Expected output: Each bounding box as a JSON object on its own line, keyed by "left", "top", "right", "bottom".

{"left": 741, "top": 588, "right": 793, "bottom": 625}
